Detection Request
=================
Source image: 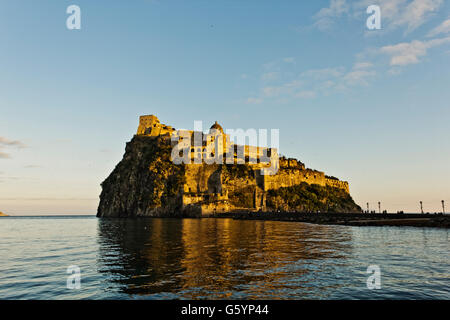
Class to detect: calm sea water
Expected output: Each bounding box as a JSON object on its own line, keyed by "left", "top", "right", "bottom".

{"left": 0, "top": 216, "right": 448, "bottom": 300}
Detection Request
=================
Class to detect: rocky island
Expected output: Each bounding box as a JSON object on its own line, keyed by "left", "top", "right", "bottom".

{"left": 97, "top": 115, "right": 361, "bottom": 218}
{"left": 0, "top": 211, "right": 8, "bottom": 217}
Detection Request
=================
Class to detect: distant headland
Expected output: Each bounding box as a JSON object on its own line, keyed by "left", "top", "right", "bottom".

{"left": 97, "top": 115, "right": 361, "bottom": 218}
{"left": 0, "top": 211, "right": 9, "bottom": 217}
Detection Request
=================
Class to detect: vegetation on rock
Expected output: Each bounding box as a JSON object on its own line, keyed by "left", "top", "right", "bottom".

{"left": 266, "top": 182, "right": 361, "bottom": 213}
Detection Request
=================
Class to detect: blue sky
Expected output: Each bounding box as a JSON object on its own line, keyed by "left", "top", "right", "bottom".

{"left": 0, "top": 0, "right": 449, "bottom": 214}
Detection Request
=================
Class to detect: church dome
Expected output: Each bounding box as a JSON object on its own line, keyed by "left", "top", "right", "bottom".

{"left": 209, "top": 121, "right": 224, "bottom": 134}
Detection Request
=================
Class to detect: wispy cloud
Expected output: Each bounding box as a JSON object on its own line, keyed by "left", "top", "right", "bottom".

{"left": 394, "top": 0, "right": 443, "bottom": 33}
{"left": 0, "top": 152, "right": 10, "bottom": 159}
{"left": 314, "top": 0, "right": 443, "bottom": 34}
{"left": 300, "top": 67, "right": 345, "bottom": 80}
{"left": 313, "top": 0, "right": 349, "bottom": 31}
{"left": 0, "top": 136, "right": 26, "bottom": 159}
{"left": 246, "top": 97, "right": 263, "bottom": 104}
{"left": 283, "top": 57, "right": 295, "bottom": 63}
{"left": 380, "top": 36, "right": 450, "bottom": 65}
{"left": 261, "top": 72, "right": 280, "bottom": 81}
{"left": 344, "top": 62, "right": 376, "bottom": 85}
{"left": 427, "top": 17, "right": 450, "bottom": 37}
{"left": 294, "top": 91, "right": 317, "bottom": 99}
{"left": 0, "top": 137, "right": 26, "bottom": 148}
{"left": 245, "top": 59, "right": 377, "bottom": 104}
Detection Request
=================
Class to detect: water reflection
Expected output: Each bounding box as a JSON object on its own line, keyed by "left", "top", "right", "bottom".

{"left": 97, "top": 218, "right": 354, "bottom": 299}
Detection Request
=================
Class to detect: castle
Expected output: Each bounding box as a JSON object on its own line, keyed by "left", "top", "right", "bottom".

{"left": 133, "top": 115, "right": 350, "bottom": 215}
{"left": 137, "top": 115, "right": 278, "bottom": 170}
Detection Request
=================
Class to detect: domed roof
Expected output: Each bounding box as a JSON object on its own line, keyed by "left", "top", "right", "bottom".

{"left": 209, "top": 121, "right": 224, "bottom": 133}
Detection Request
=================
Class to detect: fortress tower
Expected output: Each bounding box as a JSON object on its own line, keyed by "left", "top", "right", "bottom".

{"left": 137, "top": 115, "right": 175, "bottom": 137}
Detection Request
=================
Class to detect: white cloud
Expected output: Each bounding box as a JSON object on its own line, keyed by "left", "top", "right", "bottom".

{"left": 380, "top": 36, "right": 450, "bottom": 65}
{"left": 343, "top": 62, "right": 376, "bottom": 85}
{"left": 246, "top": 97, "right": 263, "bottom": 104}
{"left": 427, "top": 18, "right": 450, "bottom": 37}
{"left": 300, "top": 67, "right": 345, "bottom": 79}
{"left": 283, "top": 57, "right": 295, "bottom": 63}
{"left": 0, "top": 137, "right": 26, "bottom": 148}
{"left": 284, "top": 79, "right": 303, "bottom": 88}
{"left": 262, "top": 86, "right": 286, "bottom": 98}
{"left": 313, "top": 0, "right": 349, "bottom": 31}
{"left": 245, "top": 60, "right": 378, "bottom": 104}
{"left": 294, "top": 91, "right": 317, "bottom": 99}
{"left": 315, "top": 0, "right": 443, "bottom": 33}
{"left": 344, "top": 69, "right": 376, "bottom": 85}
{"left": 0, "top": 137, "right": 26, "bottom": 159}
{"left": 353, "top": 62, "right": 373, "bottom": 69}
{"left": 399, "top": 0, "right": 443, "bottom": 32}
{"left": 387, "top": 67, "right": 403, "bottom": 75}
{"left": 261, "top": 72, "right": 280, "bottom": 81}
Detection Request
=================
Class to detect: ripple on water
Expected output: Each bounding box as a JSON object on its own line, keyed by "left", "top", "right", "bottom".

{"left": 0, "top": 217, "right": 448, "bottom": 299}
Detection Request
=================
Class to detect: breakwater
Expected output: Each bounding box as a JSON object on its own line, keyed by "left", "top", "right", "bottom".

{"left": 219, "top": 212, "right": 450, "bottom": 228}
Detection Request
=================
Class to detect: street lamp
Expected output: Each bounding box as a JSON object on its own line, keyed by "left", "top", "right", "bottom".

{"left": 442, "top": 200, "right": 445, "bottom": 214}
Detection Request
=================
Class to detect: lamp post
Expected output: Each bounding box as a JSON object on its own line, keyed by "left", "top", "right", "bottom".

{"left": 367, "top": 202, "right": 369, "bottom": 213}
{"left": 420, "top": 201, "right": 423, "bottom": 214}
{"left": 378, "top": 201, "right": 381, "bottom": 214}
{"left": 442, "top": 200, "right": 445, "bottom": 214}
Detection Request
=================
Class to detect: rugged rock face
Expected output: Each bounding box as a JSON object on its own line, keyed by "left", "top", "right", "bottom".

{"left": 97, "top": 135, "right": 361, "bottom": 217}
{"left": 97, "top": 135, "right": 186, "bottom": 217}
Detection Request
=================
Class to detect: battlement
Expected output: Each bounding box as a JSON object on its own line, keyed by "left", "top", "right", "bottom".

{"left": 137, "top": 115, "right": 175, "bottom": 137}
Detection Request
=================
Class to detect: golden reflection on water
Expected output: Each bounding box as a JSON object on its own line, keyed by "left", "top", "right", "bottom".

{"left": 97, "top": 218, "right": 353, "bottom": 299}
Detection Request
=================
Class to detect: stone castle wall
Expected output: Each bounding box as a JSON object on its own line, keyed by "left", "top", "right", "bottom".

{"left": 262, "top": 168, "right": 349, "bottom": 193}
{"left": 179, "top": 164, "right": 349, "bottom": 215}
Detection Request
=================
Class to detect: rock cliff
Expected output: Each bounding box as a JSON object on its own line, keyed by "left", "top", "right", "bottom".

{"left": 97, "top": 135, "right": 186, "bottom": 217}
{"left": 97, "top": 135, "right": 361, "bottom": 217}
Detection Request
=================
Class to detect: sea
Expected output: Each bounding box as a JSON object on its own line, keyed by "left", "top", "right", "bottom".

{"left": 0, "top": 216, "right": 448, "bottom": 299}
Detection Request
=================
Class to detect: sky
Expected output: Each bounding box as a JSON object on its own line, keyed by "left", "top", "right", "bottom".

{"left": 0, "top": 0, "right": 449, "bottom": 215}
